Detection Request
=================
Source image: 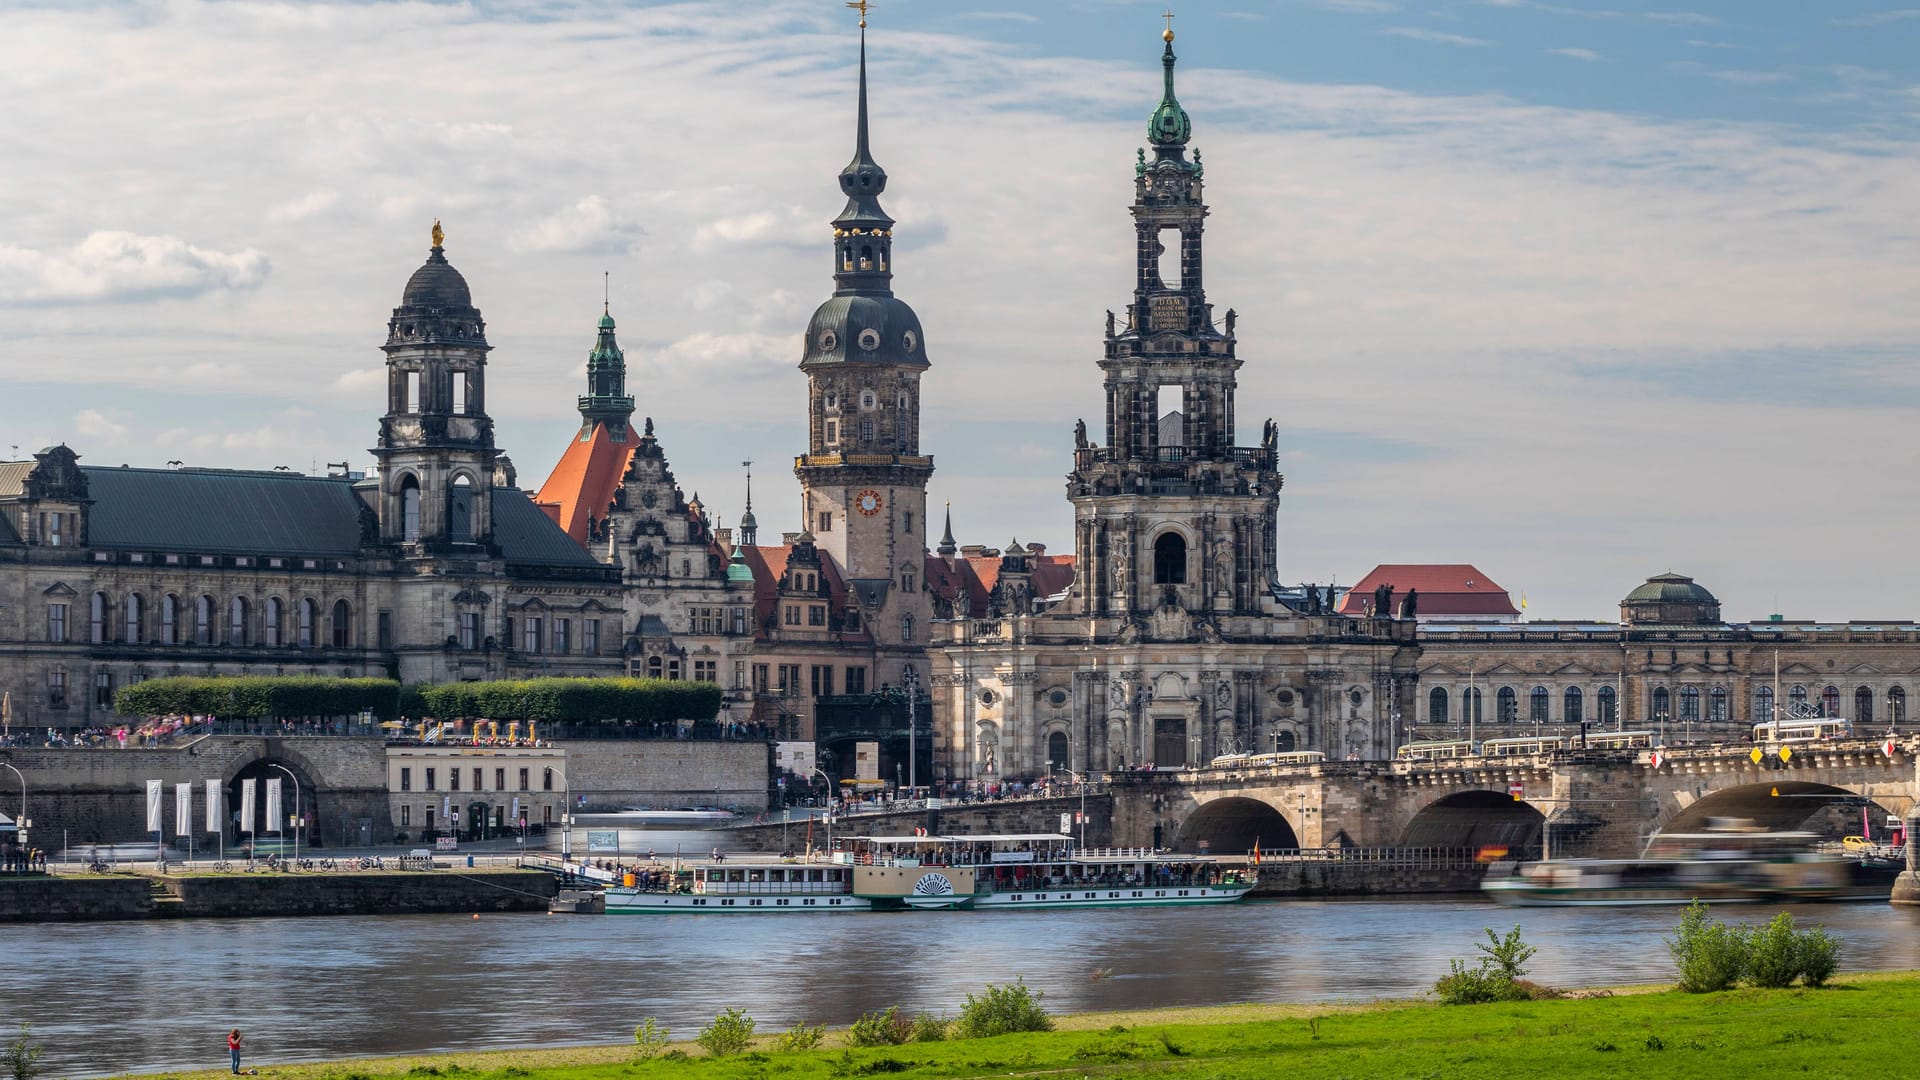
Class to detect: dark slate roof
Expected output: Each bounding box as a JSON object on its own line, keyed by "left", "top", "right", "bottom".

{"left": 486, "top": 488, "right": 605, "bottom": 569}
{"left": 402, "top": 247, "right": 474, "bottom": 308}
{"left": 83, "top": 466, "right": 368, "bottom": 557}
{"left": 0, "top": 506, "right": 19, "bottom": 547}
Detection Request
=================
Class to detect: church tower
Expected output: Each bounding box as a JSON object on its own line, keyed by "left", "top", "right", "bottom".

{"left": 793, "top": 13, "right": 933, "bottom": 654}
{"left": 578, "top": 302, "right": 636, "bottom": 439}
{"left": 1064, "top": 26, "right": 1283, "bottom": 617}
{"left": 373, "top": 222, "right": 497, "bottom": 550}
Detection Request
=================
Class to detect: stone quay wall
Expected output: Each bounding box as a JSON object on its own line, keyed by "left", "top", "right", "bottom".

{"left": 559, "top": 740, "right": 770, "bottom": 813}
{"left": 0, "top": 874, "right": 155, "bottom": 922}
{"left": 0, "top": 869, "right": 557, "bottom": 922}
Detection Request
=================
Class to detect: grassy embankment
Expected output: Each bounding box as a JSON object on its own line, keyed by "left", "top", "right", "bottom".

{"left": 120, "top": 972, "right": 1920, "bottom": 1080}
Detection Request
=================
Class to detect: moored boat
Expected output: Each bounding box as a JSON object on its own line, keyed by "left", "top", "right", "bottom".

{"left": 602, "top": 857, "right": 872, "bottom": 913}
{"left": 1483, "top": 826, "right": 1896, "bottom": 906}
{"left": 840, "top": 833, "right": 1255, "bottom": 910}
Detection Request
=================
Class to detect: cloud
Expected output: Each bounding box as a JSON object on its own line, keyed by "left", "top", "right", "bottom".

{"left": 509, "top": 195, "right": 645, "bottom": 255}
{"left": 0, "top": 232, "right": 268, "bottom": 305}
{"left": 1547, "top": 47, "right": 1600, "bottom": 61}
{"left": 1646, "top": 11, "right": 1719, "bottom": 25}
{"left": 690, "top": 206, "right": 816, "bottom": 253}
{"left": 1301, "top": 0, "right": 1400, "bottom": 12}
{"left": 75, "top": 409, "right": 127, "bottom": 440}
{"left": 268, "top": 190, "right": 337, "bottom": 223}
{"left": 1833, "top": 9, "right": 1920, "bottom": 26}
{"left": 1381, "top": 26, "right": 1493, "bottom": 46}
{"left": 1706, "top": 69, "right": 1790, "bottom": 85}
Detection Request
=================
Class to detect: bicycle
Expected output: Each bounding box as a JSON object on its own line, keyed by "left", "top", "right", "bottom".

{"left": 211, "top": 860, "right": 234, "bottom": 873}
{"left": 86, "top": 858, "right": 112, "bottom": 874}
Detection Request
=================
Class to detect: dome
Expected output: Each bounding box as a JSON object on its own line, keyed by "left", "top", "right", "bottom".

{"left": 401, "top": 247, "right": 473, "bottom": 309}
{"left": 1623, "top": 572, "right": 1717, "bottom": 606}
{"left": 726, "top": 547, "right": 755, "bottom": 583}
{"left": 800, "top": 294, "right": 929, "bottom": 369}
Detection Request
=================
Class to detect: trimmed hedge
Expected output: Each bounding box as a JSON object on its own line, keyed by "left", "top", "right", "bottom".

{"left": 416, "top": 678, "right": 723, "bottom": 725}
{"left": 114, "top": 676, "right": 400, "bottom": 720}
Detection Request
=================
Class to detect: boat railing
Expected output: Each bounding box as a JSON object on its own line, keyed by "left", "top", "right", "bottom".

{"left": 1075, "top": 847, "right": 1175, "bottom": 861}
{"left": 1250, "top": 846, "right": 1485, "bottom": 868}
{"left": 695, "top": 880, "right": 849, "bottom": 896}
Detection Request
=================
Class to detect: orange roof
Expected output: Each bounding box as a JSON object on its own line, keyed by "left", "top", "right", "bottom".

{"left": 1336, "top": 563, "right": 1519, "bottom": 617}
{"left": 739, "top": 544, "right": 871, "bottom": 643}
{"left": 926, "top": 552, "right": 1076, "bottom": 617}
{"left": 533, "top": 422, "right": 636, "bottom": 545}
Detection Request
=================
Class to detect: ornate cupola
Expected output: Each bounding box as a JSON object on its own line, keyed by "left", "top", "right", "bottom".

{"left": 793, "top": 7, "right": 934, "bottom": 668}
{"left": 373, "top": 221, "right": 497, "bottom": 551}
{"left": 578, "top": 302, "right": 636, "bottom": 439}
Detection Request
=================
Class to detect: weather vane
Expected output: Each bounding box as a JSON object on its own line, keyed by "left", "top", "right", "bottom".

{"left": 847, "top": 0, "right": 871, "bottom": 29}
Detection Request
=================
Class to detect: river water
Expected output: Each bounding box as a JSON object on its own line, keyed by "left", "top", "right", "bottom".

{"left": 6, "top": 899, "right": 1919, "bottom": 1077}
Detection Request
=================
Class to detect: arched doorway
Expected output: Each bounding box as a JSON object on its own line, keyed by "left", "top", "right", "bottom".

{"left": 1174, "top": 797, "right": 1298, "bottom": 854}
{"left": 227, "top": 759, "right": 318, "bottom": 851}
{"left": 1399, "top": 791, "right": 1545, "bottom": 858}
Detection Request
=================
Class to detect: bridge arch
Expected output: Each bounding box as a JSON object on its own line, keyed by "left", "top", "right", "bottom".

{"left": 1654, "top": 780, "right": 1901, "bottom": 837}
{"left": 1174, "top": 797, "right": 1298, "bottom": 854}
{"left": 1399, "top": 791, "right": 1545, "bottom": 856}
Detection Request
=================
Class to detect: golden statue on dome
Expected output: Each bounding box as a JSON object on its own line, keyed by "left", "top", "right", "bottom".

{"left": 431, "top": 219, "right": 444, "bottom": 248}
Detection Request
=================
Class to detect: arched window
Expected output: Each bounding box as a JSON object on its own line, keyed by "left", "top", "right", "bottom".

{"left": 400, "top": 475, "right": 422, "bottom": 543}
{"left": 1821, "top": 685, "right": 1840, "bottom": 717}
{"left": 331, "top": 599, "right": 352, "bottom": 649}
{"left": 1597, "top": 685, "right": 1617, "bottom": 725}
{"left": 90, "top": 592, "right": 110, "bottom": 644}
{"left": 1709, "top": 686, "right": 1728, "bottom": 723}
{"left": 646, "top": 655, "right": 662, "bottom": 677}
{"left": 1274, "top": 730, "right": 1296, "bottom": 752}
{"left": 229, "top": 597, "right": 249, "bottom": 647}
{"left": 900, "top": 614, "right": 914, "bottom": 641}
{"left": 450, "top": 474, "right": 473, "bottom": 542}
{"left": 161, "top": 595, "right": 179, "bottom": 645}
{"left": 1529, "top": 686, "right": 1550, "bottom": 725}
{"left": 1789, "top": 684, "right": 1808, "bottom": 712}
{"left": 124, "top": 594, "right": 144, "bottom": 644}
{"left": 1679, "top": 686, "right": 1700, "bottom": 721}
{"left": 1855, "top": 686, "right": 1873, "bottom": 725}
{"left": 1891, "top": 686, "right": 1907, "bottom": 727}
{"left": 264, "top": 598, "right": 283, "bottom": 647}
{"left": 194, "top": 595, "right": 214, "bottom": 646}
{"left": 1564, "top": 686, "right": 1583, "bottom": 725}
{"left": 1152, "top": 532, "right": 1187, "bottom": 585}
{"left": 1754, "top": 685, "right": 1775, "bottom": 723}
{"left": 1496, "top": 686, "right": 1518, "bottom": 724}
{"left": 1428, "top": 686, "right": 1450, "bottom": 725}
{"left": 1652, "top": 685, "right": 1671, "bottom": 720}
{"left": 1460, "top": 687, "right": 1483, "bottom": 727}
{"left": 1046, "top": 731, "right": 1069, "bottom": 772}
{"left": 297, "top": 599, "right": 317, "bottom": 649}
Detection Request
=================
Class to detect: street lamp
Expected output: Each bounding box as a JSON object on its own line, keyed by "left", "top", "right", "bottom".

{"left": 810, "top": 767, "right": 834, "bottom": 852}
{"left": 1058, "top": 767, "right": 1087, "bottom": 850}
{"left": 267, "top": 763, "right": 301, "bottom": 866}
{"left": 0, "top": 762, "right": 26, "bottom": 850}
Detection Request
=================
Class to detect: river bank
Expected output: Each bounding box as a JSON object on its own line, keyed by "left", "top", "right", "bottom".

{"left": 0, "top": 869, "right": 555, "bottom": 921}
{"left": 95, "top": 973, "right": 1920, "bottom": 1080}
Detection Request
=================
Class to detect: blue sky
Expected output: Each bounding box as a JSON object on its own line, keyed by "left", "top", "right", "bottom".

{"left": 0, "top": 0, "right": 1916, "bottom": 620}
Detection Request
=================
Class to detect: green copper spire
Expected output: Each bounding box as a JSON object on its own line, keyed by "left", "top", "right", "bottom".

{"left": 1148, "top": 30, "right": 1191, "bottom": 151}
{"left": 577, "top": 301, "right": 635, "bottom": 436}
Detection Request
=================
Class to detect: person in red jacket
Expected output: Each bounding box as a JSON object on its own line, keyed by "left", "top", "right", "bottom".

{"left": 228, "top": 1029, "right": 242, "bottom": 1074}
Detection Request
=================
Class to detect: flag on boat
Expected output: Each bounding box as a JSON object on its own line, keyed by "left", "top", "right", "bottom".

{"left": 1252, "top": 839, "right": 1261, "bottom": 866}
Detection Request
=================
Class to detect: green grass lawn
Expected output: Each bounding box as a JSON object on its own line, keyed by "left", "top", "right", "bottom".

{"left": 118, "top": 973, "right": 1920, "bottom": 1080}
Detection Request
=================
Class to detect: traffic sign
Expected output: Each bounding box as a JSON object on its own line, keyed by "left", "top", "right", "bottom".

{"left": 1649, "top": 751, "right": 1663, "bottom": 769}
{"left": 1886, "top": 739, "right": 1898, "bottom": 758}
{"left": 1749, "top": 747, "right": 1764, "bottom": 764}
{"left": 1508, "top": 781, "right": 1524, "bottom": 801}
{"left": 1778, "top": 746, "right": 1793, "bottom": 763}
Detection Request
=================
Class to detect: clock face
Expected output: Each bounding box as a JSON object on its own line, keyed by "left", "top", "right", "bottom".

{"left": 856, "top": 489, "right": 883, "bottom": 516}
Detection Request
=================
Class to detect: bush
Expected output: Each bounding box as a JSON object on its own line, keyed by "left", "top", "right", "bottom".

{"left": 695, "top": 1008, "right": 755, "bottom": 1057}
{"left": 1745, "top": 912, "right": 1802, "bottom": 989}
{"left": 954, "top": 978, "right": 1053, "bottom": 1038}
{"left": 910, "top": 1013, "right": 950, "bottom": 1043}
{"left": 1796, "top": 924, "right": 1841, "bottom": 987}
{"left": 775, "top": 1022, "right": 824, "bottom": 1053}
{"left": 1668, "top": 901, "right": 1749, "bottom": 993}
{"left": 1433, "top": 926, "right": 1538, "bottom": 1005}
{"left": 633, "top": 1018, "right": 670, "bottom": 1060}
{"left": 848, "top": 1007, "right": 911, "bottom": 1047}
{"left": 5, "top": 1023, "right": 43, "bottom": 1080}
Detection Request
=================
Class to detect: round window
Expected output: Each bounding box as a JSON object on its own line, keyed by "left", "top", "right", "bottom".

{"left": 817, "top": 329, "right": 838, "bottom": 352}
{"left": 1349, "top": 689, "right": 1364, "bottom": 706}
{"left": 857, "top": 328, "right": 882, "bottom": 351}
{"left": 1277, "top": 690, "right": 1295, "bottom": 705}
{"left": 979, "top": 689, "right": 998, "bottom": 707}
{"left": 1048, "top": 689, "right": 1068, "bottom": 706}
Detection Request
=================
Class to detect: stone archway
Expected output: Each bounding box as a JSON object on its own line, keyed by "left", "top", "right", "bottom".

{"left": 1655, "top": 781, "right": 1900, "bottom": 838}
{"left": 1399, "top": 791, "right": 1545, "bottom": 858}
{"left": 1174, "top": 796, "right": 1298, "bottom": 854}
{"left": 226, "top": 757, "right": 320, "bottom": 852}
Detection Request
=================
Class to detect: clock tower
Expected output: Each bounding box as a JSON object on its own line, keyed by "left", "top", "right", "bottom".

{"left": 794, "top": 17, "right": 933, "bottom": 656}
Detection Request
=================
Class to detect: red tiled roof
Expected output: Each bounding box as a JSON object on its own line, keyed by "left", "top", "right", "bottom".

{"left": 533, "top": 423, "right": 636, "bottom": 546}
{"left": 925, "top": 552, "right": 1077, "bottom": 617}
{"left": 740, "top": 544, "right": 871, "bottom": 643}
{"left": 1336, "top": 563, "right": 1519, "bottom": 617}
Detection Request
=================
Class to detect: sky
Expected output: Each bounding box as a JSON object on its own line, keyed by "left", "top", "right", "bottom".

{"left": 0, "top": 0, "right": 1917, "bottom": 622}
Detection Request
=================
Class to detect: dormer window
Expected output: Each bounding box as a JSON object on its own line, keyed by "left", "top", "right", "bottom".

{"left": 860, "top": 390, "right": 876, "bottom": 410}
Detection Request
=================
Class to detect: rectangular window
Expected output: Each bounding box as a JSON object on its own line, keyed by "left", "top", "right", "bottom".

{"left": 495, "top": 768, "right": 506, "bottom": 791}
{"left": 784, "top": 605, "right": 800, "bottom": 626}
{"left": 47, "top": 602, "right": 68, "bottom": 643}
{"left": 904, "top": 512, "right": 913, "bottom": 534}
{"left": 401, "top": 805, "right": 411, "bottom": 827}
{"left": 732, "top": 608, "right": 747, "bottom": 635}
{"left": 583, "top": 618, "right": 600, "bottom": 655}
{"left": 504, "top": 616, "right": 514, "bottom": 651}
{"left": 781, "top": 664, "right": 802, "bottom": 694}
{"left": 808, "top": 605, "right": 826, "bottom": 627}
{"left": 734, "top": 660, "right": 747, "bottom": 689}
{"left": 523, "top": 616, "right": 543, "bottom": 654}
{"left": 404, "top": 370, "right": 421, "bottom": 413}
{"left": 810, "top": 665, "right": 834, "bottom": 697}
{"left": 425, "top": 805, "right": 435, "bottom": 830}
{"left": 450, "top": 768, "right": 460, "bottom": 792}
{"left": 543, "top": 769, "right": 554, "bottom": 792}
{"left": 825, "top": 419, "right": 838, "bottom": 444}
{"left": 553, "top": 618, "right": 570, "bottom": 655}
{"left": 425, "top": 768, "right": 437, "bottom": 792}
{"left": 90, "top": 596, "right": 106, "bottom": 644}
{"left": 846, "top": 667, "right": 868, "bottom": 695}
{"left": 47, "top": 671, "right": 67, "bottom": 708}
{"left": 94, "top": 671, "right": 114, "bottom": 709}
{"left": 820, "top": 511, "right": 833, "bottom": 532}
{"left": 519, "top": 768, "right": 529, "bottom": 792}
{"left": 400, "top": 767, "right": 412, "bottom": 792}
{"left": 459, "top": 612, "right": 479, "bottom": 651}
{"left": 694, "top": 659, "right": 716, "bottom": 683}
{"left": 474, "top": 767, "right": 484, "bottom": 791}
{"left": 901, "top": 572, "right": 915, "bottom": 592}
{"left": 451, "top": 370, "right": 469, "bottom": 414}
{"left": 754, "top": 664, "right": 769, "bottom": 693}
{"left": 377, "top": 611, "right": 393, "bottom": 650}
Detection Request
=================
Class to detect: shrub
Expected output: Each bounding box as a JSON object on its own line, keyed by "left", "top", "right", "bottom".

{"left": 1434, "top": 926, "right": 1537, "bottom": 1004}
{"left": 1745, "top": 912, "right": 1802, "bottom": 989}
{"left": 848, "top": 1007, "right": 911, "bottom": 1047}
{"left": 954, "top": 978, "right": 1053, "bottom": 1038}
{"left": 695, "top": 1009, "right": 755, "bottom": 1057}
{"left": 1476, "top": 925, "right": 1537, "bottom": 981}
{"left": 775, "top": 1022, "right": 825, "bottom": 1053}
{"left": 5, "top": 1023, "right": 43, "bottom": 1080}
{"left": 1796, "top": 924, "right": 1841, "bottom": 987}
{"left": 910, "top": 1013, "right": 949, "bottom": 1043}
{"left": 1668, "top": 901, "right": 1749, "bottom": 993}
{"left": 633, "top": 1018, "right": 670, "bottom": 1060}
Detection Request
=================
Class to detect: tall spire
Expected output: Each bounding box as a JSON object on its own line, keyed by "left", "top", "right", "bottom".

{"left": 832, "top": 6, "right": 895, "bottom": 296}
{"left": 577, "top": 299, "right": 635, "bottom": 437}
{"left": 1148, "top": 14, "right": 1192, "bottom": 156}
{"left": 739, "top": 459, "right": 758, "bottom": 546}
{"left": 937, "top": 501, "right": 957, "bottom": 558}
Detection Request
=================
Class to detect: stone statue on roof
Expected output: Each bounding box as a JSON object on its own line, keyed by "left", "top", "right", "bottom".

{"left": 1074, "top": 419, "right": 1088, "bottom": 449}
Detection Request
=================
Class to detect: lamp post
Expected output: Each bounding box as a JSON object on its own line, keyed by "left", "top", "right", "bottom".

{"left": 811, "top": 767, "right": 833, "bottom": 852}
{"left": 267, "top": 763, "right": 301, "bottom": 866}
{"left": 903, "top": 664, "right": 920, "bottom": 795}
{"left": 0, "top": 762, "right": 25, "bottom": 851}
{"left": 1059, "top": 767, "right": 1087, "bottom": 850}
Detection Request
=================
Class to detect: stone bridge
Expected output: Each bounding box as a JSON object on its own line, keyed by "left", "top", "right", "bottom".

{"left": 1111, "top": 738, "right": 1919, "bottom": 859}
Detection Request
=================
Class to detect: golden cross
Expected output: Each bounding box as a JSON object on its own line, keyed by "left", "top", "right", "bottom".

{"left": 1163, "top": 8, "right": 1175, "bottom": 32}
{"left": 846, "top": 0, "right": 872, "bottom": 29}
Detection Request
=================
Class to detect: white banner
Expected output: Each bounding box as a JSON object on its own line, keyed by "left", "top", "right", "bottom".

{"left": 176, "top": 783, "right": 193, "bottom": 837}
{"left": 511, "top": 796, "right": 520, "bottom": 823}
{"left": 145, "top": 780, "right": 163, "bottom": 833}
{"left": 239, "top": 778, "right": 256, "bottom": 833}
{"left": 206, "top": 779, "right": 224, "bottom": 834}
{"left": 442, "top": 796, "right": 451, "bottom": 820}
{"left": 265, "top": 778, "right": 283, "bottom": 833}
